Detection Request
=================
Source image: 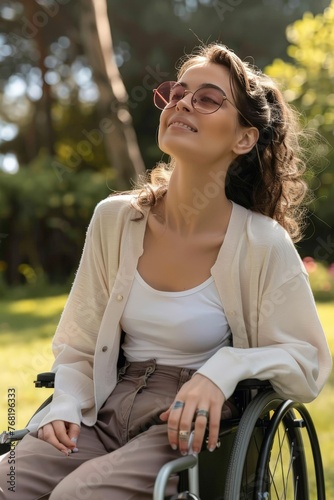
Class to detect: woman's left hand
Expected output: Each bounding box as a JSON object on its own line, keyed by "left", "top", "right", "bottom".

{"left": 159, "top": 373, "right": 225, "bottom": 455}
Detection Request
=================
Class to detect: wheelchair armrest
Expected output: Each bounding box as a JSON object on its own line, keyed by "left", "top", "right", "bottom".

{"left": 233, "top": 379, "right": 272, "bottom": 415}
{"left": 34, "top": 372, "right": 55, "bottom": 388}
{"left": 235, "top": 379, "right": 272, "bottom": 390}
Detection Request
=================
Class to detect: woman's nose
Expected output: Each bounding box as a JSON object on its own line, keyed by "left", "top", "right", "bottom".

{"left": 175, "top": 93, "right": 193, "bottom": 112}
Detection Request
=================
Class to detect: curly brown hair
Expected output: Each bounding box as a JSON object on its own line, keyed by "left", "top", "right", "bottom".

{"left": 132, "top": 43, "right": 308, "bottom": 242}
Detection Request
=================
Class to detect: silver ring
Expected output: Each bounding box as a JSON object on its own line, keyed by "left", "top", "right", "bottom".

{"left": 178, "top": 430, "right": 189, "bottom": 440}
{"left": 172, "top": 400, "right": 185, "bottom": 410}
{"left": 196, "top": 409, "right": 209, "bottom": 419}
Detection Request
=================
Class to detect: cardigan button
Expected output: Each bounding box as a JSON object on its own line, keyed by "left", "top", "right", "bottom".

{"left": 102, "top": 346, "right": 108, "bottom": 352}
{"left": 116, "top": 294, "right": 123, "bottom": 301}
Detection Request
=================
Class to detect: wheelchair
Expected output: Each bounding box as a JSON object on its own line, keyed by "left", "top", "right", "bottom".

{"left": 0, "top": 373, "right": 326, "bottom": 499}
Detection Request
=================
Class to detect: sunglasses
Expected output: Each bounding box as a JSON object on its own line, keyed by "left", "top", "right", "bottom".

{"left": 153, "top": 81, "right": 256, "bottom": 130}
{"left": 153, "top": 80, "right": 264, "bottom": 167}
{"left": 153, "top": 81, "right": 230, "bottom": 115}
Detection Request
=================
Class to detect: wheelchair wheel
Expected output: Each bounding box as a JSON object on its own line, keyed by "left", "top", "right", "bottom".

{"left": 224, "top": 390, "right": 326, "bottom": 500}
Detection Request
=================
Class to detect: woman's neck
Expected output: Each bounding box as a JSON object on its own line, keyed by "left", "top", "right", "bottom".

{"left": 160, "top": 164, "right": 232, "bottom": 236}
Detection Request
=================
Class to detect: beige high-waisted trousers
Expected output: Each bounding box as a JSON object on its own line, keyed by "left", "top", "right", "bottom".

{"left": 0, "top": 360, "right": 197, "bottom": 500}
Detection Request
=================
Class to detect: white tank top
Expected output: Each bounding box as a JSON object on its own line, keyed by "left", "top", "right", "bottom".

{"left": 121, "top": 271, "right": 232, "bottom": 369}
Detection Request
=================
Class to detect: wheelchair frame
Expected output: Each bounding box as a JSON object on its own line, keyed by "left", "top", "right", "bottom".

{"left": 0, "top": 374, "right": 326, "bottom": 500}
{"left": 154, "top": 384, "right": 326, "bottom": 500}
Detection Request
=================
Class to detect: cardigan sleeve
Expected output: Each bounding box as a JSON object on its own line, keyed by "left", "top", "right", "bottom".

{"left": 31, "top": 204, "right": 111, "bottom": 430}
{"left": 197, "top": 208, "right": 333, "bottom": 404}
{"left": 197, "top": 270, "right": 332, "bottom": 402}
{"left": 197, "top": 210, "right": 332, "bottom": 403}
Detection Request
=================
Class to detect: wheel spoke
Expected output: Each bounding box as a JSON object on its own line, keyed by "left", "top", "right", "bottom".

{"left": 223, "top": 392, "right": 324, "bottom": 500}
{"left": 267, "top": 426, "right": 299, "bottom": 499}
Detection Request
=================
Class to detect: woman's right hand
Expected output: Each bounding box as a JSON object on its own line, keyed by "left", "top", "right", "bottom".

{"left": 37, "top": 420, "right": 80, "bottom": 455}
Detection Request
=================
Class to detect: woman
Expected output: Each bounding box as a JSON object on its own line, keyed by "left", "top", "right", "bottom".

{"left": 0, "top": 43, "right": 332, "bottom": 499}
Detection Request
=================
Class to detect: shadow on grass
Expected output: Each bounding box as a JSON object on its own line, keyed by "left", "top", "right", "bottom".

{"left": 0, "top": 293, "right": 68, "bottom": 344}
{"left": 0, "top": 318, "right": 58, "bottom": 345}
{"left": 0, "top": 282, "right": 70, "bottom": 300}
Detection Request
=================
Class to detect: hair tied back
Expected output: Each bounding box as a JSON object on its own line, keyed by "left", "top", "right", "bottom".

{"left": 257, "top": 126, "right": 274, "bottom": 147}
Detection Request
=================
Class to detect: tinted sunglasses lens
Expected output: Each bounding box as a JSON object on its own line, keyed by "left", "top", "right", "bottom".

{"left": 153, "top": 82, "right": 179, "bottom": 109}
{"left": 192, "top": 87, "right": 225, "bottom": 113}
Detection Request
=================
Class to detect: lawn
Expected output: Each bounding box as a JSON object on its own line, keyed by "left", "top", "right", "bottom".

{"left": 0, "top": 293, "right": 67, "bottom": 429}
{"left": 0, "top": 294, "right": 333, "bottom": 494}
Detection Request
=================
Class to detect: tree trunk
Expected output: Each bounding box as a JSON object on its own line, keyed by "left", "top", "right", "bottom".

{"left": 23, "top": 1, "right": 55, "bottom": 158}
{"left": 80, "top": 0, "right": 146, "bottom": 189}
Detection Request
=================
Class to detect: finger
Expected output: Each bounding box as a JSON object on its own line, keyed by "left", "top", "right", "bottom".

{"left": 67, "top": 423, "right": 80, "bottom": 452}
{"left": 40, "top": 423, "right": 69, "bottom": 454}
{"left": 67, "top": 423, "right": 80, "bottom": 441}
{"left": 191, "top": 408, "right": 210, "bottom": 454}
{"left": 206, "top": 405, "right": 222, "bottom": 452}
{"left": 161, "top": 398, "right": 184, "bottom": 422}
{"left": 166, "top": 400, "right": 186, "bottom": 450}
{"left": 53, "top": 421, "right": 75, "bottom": 450}
{"left": 159, "top": 410, "right": 169, "bottom": 422}
{"left": 177, "top": 403, "right": 197, "bottom": 455}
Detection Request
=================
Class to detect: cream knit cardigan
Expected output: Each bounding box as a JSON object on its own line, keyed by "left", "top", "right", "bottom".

{"left": 28, "top": 195, "right": 332, "bottom": 431}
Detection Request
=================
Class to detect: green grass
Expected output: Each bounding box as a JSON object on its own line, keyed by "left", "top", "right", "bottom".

{"left": 305, "top": 302, "right": 334, "bottom": 497}
{"left": 0, "top": 294, "right": 67, "bottom": 429}
{"left": 0, "top": 294, "right": 333, "bottom": 494}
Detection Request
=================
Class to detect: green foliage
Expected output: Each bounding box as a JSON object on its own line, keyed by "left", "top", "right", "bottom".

{"left": 0, "top": 152, "right": 112, "bottom": 284}
{"left": 265, "top": 3, "right": 334, "bottom": 254}
{"left": 303, "top": 257, "right": 334, "bottom": 301}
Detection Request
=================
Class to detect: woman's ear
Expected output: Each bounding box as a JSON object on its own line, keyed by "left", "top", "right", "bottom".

{"left": 233, "top": 127, "right": 259, "bottom": 155}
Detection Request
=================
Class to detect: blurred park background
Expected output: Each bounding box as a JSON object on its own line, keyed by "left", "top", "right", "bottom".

{"left": 0, "top": 0, "right": 333, "bottom": 495}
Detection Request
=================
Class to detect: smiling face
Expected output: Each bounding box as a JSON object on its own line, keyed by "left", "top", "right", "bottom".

{"left": 157, "top": 62, "right": 246, "bottom": 171}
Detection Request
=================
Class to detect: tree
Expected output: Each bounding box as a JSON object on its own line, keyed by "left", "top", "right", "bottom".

{"left": 265, "top": 1, "right": 334, "bottom": 261}
{"left": 0, "top": 0, "right": 145, "bottom": 285}
{"left": 80, "top": 0, "right": 145, "bottom": 187}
